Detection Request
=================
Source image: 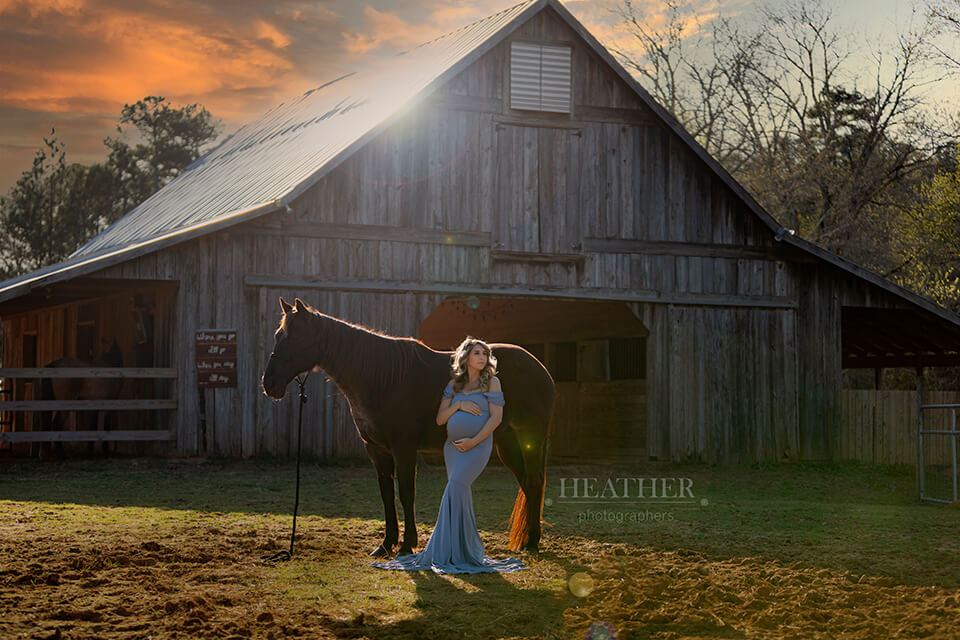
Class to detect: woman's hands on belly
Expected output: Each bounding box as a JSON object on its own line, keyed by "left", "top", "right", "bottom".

{"left": 459, "top": 400, "right": 482, "bottom": 415}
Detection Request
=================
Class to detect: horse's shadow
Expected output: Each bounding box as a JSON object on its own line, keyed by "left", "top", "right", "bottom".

{"left": 352, "top": 566, "right": 572, "bottom": 640}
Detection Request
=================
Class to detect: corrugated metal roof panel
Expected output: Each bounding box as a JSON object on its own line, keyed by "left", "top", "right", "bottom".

{"left": 72, "top": 0, "right": 541, "bottom": 258}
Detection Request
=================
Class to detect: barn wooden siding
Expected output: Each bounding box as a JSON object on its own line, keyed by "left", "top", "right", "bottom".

{"left": 840, "top": 390, "right": 960, "bottom": 465}
{"left": 91, "top": 234, "right": 447, "bottom": 458}
{"left": 64, "top": 6, "right": 930, "bottom": 463}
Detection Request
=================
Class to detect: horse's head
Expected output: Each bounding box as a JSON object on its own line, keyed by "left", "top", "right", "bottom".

{"left": 261, "top": 297, "right": 318, "bottom": 400}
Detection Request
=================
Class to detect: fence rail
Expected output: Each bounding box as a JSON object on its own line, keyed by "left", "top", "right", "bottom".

{"left": 0, "top": 368, "right": 177, "bottom": 445}
{"left": 0, "top": 400, "right": 177, "bottom": 411}
{"left": 0, "top": 368, "right": 176, "bottom": 378}
{"left": 0, "top": 430, "right": 174, "bottom": 443}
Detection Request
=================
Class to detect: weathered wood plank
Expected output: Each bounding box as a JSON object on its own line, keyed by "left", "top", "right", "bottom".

{"left": 213, "top": 233, "right": 234, "bottom": 457}
{"left": 539, "top": 128, "right": 562, "bottom": 254}
{"left": 603, "top": 124, "right": 620, "bottom": 239}
{"left": 197, "top": 235, "right": 216, "bottom": 456}
{"left": 522, "top": 125, "right": 539, "bottom": 251}
{"left": 244, "top": 274, "right": 799, "bottom": 308}
{"left": 0, "top": 368, "right": 176, "bottom": 378}
{"left": 0, "top": 430, "right": 174, "bottom": 443}
{"left": 0, "top": 399, "right": 177, "bottom": 410}
{"left": 583, "top": 238, "right": 781, "bottom": 260}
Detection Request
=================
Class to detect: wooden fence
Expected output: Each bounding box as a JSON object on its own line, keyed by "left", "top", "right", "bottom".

{"left": 839, "top": 390, "right": 960, "bottom": 465}
{"left": 0, "top": 367, "right": 177, "bottom": 444}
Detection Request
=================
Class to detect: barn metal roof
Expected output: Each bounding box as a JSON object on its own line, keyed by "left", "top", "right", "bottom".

{"left": 2, "top": 0, "right": 960, "bottom": 354}
{"left": 75, "top": 0, "right": 537, "bottom": 257}
{"left": 0, "top": 0, "right": 541, "bottom": 303}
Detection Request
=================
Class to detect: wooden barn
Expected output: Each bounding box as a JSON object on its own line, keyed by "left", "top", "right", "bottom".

{"left": 2, "top": 0, "right": 960, "bottom": 465}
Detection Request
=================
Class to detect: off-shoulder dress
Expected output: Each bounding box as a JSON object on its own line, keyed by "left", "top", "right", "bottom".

{"left": 370, "top": 381, "right": 526, "bottom": 574}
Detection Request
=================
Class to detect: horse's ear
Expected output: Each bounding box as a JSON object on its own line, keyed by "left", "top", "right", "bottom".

{"left": 294, "top": 298, "right": 307, "bottom": 312}
{"left": 280, "top": 297, "right": 293, "bottom": 314}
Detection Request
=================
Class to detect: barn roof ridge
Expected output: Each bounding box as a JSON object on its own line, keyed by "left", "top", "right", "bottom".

{"left": 0, "top": 0, "right": 958, "bottom": 332}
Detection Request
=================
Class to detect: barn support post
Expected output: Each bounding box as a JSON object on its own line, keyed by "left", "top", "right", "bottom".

{"left": 953, "top": 407, "right": 959, "bottom": 503}
{"left": 916, "top": 366, "right": 925, "bottom": 501}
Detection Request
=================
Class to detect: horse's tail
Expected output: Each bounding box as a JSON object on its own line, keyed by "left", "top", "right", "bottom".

{"left": 507, "top": 421, "right": 549, "bottom": 551}
{"left": 507, "top": 487, "right": 527, "bottom": 551}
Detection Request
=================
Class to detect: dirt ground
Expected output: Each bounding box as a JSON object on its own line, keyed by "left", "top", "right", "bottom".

{"left": 2, "top": 499, "right": 959, "bottom": 640}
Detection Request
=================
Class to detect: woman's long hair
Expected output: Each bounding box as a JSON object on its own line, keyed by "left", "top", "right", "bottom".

{"left": 450, "top": 336, "right": 497, "bottom": 392}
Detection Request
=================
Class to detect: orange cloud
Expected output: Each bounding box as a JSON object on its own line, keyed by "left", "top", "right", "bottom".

{"left": 340, "top": 2, "right": 522, "bottom": 57}
{"left": 0, "top": 6, "right": 302, "bottom": 120}
{"left": 342, "top": 6, "right": 422, "bottom": 55}
{"left": 562, "top": 0, "right": 728, "bottom": 77}
{"left": 0, "top": 0, "right": 85, "bottom": 17}
{"left": 254, "top": 18, "right": 292, "bottom": 49}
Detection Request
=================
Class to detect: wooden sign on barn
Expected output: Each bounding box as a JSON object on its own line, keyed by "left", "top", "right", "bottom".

{"left": 196, "top": 330, "right": 237, "bottom": 388}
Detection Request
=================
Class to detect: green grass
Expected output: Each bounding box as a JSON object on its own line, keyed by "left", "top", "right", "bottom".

{"left": 1, "top": 456, "right": 959, "bottom": 639}
{"left": 540, "top": 459, "right": 960, "bottom": 587}
{"left": 1, "top": 457, "right": 957, "bottom": 585}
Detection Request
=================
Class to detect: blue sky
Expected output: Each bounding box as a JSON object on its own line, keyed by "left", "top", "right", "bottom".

{"left": 0, "top": 0, "right": 953, "bottom": 195}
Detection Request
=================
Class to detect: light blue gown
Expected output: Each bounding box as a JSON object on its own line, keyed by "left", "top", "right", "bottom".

{"left": 371, "top": 381, "right": 526, "bottom": 574}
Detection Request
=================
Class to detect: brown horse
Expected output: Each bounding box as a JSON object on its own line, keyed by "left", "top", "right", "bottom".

{"left": 261, "top": 298, "right": 555, "bottom": 558}
{"left": 38, "top": 339, "right": 124, "bottom": 455}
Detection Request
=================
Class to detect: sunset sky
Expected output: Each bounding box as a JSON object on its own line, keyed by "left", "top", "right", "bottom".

{"left": 0, "top": 0, "right": 949, "bottom": 197}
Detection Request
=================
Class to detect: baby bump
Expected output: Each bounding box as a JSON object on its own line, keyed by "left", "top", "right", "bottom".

{"left": 446, "top": 410, "right": 487, "bottom": 441}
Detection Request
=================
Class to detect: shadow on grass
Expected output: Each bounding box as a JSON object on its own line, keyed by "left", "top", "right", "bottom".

{"left": 356, "top": 568, "right": 572, "bottom": 640}
{"left": 3, "top": 457, "right": 959, "bottom": 590}
{"left": 0, "top": 456, "right": 407, "bottom": 519}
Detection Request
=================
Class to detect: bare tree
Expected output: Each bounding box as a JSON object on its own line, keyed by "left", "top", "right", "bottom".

{"left": 928, "top": 0, "right": 960, "bottom": 68}
{"left": 611, "top": 0, "right": 736, "bottom": 161}
{"left": 614, "top": 0, "right": 954, "bottom": 273}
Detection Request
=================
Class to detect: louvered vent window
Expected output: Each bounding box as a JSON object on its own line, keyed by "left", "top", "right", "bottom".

{"left": 510, "top": 42, "right": 572, "bottom": 114}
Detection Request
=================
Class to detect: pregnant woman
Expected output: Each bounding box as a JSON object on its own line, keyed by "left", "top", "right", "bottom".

{"left": 371, "top": 337, "right": 526, "bottom": 574}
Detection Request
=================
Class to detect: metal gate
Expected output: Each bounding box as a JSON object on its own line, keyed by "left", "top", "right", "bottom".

{"left": 918, "top": 401, "right": 960, "bottom": 503}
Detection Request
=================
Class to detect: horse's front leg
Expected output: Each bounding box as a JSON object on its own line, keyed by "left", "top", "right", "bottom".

{"left": 363, "top": 441, "right": 399, "bottom": 558}
{"left": 394, "top": 445, "right": 419, "bottom": 556}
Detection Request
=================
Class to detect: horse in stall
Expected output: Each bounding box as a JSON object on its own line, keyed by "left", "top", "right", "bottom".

{"left": 261, "top": 298, "right": 555, "bottom": 557}
{"left": 38, "top": 339, "right": 124, "bottom": 457}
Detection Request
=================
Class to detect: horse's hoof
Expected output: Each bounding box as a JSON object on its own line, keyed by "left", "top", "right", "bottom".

{"left": 370, "top": 545, "right": 391, "bottom": 558}
{"left": 396, "top": 546, "right": 415, "bottom": 557}
{"left": 521, "top": 544, "right": 540, "bottom": 556}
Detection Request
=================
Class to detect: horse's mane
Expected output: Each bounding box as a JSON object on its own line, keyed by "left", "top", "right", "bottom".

{"left": 291, "top": 302, "right": 443, "bottom": 406}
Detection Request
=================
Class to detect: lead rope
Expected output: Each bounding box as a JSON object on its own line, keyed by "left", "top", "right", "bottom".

{"left": 261, "top": 372, "right": 309, "bottom": 563}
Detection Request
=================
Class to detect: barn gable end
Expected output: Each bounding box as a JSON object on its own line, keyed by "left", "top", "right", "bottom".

{"left": 3, "top": 0, "right": 960, "bottom": 464}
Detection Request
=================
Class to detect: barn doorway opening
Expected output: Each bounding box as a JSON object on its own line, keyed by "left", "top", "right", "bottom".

{"left": 0, "top": 278, "right": 178, "bottom": 456}
{"left": 419, "top": 297, "right": 649, "bottom": 460}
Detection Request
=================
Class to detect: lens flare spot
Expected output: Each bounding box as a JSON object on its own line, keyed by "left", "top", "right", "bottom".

{"left": 568, "top": 571, "right": 594, "bottom": 597}
{"left": 584, "top": 620, "right": 618, "bottom": 639}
